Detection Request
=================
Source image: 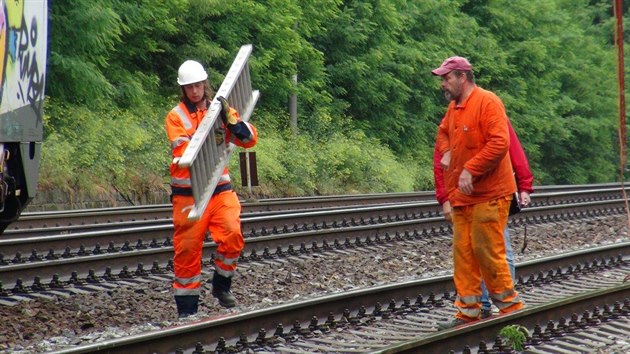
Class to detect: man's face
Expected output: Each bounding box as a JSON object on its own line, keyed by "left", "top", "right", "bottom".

{"left": 440, "top": 71, "right": 463, "bottom": 102}
{"left": 183, "top": 81, "right": 205, "bottom": 103}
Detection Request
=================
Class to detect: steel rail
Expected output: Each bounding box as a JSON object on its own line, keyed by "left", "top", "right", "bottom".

{"left": 1, "top": 195, "right": 626, "bottom": 257}
{"left": 3, "top": 186, "right": 627, "bottom": 240}
{"left": 2, "top": 200, "right": 432, "bottom": 239}
{"left": 10, "top": 192, "right": 437, "bottom": 231}
{"left": 0, "top": 201, "right": 438, "bottom": 254}
{"left": 9, "top": 183, "right": 628, "bottom": 231}
{"left": 0, "top": 215, "right": 450, "bottom": 288}
{"left": 375, "top": 283, "right": 630, "bottom": 353}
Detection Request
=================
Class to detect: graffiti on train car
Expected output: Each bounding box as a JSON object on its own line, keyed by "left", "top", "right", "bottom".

{"left": 0, "top": 0, "right": 47, "bottom": 234}
{"left": 0, "top": 0, "right": 47, "bottom": 140}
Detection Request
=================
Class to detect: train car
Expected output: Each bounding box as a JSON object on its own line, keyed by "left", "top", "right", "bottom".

{"left": 0, "top": 1, "right": 48, "bottom": 234}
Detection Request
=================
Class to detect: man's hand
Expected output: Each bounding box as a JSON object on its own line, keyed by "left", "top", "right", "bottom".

{"left": 217, "top": 96, "right": 238, "bottom": 126}
{"left": 442, "top": 200, "right": 452, "bottom": 221}
{"left": 458, "top": 169, "right": 474, "bottom": 194}
{"left": 440, "top": 150, "right": 451, "bottom": 170}
{"left": 520, "top": 191, "right": 531, "bottom": 207}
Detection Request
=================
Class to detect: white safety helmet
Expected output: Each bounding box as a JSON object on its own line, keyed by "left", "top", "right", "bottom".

{"left": 177, "top": 60, "right": 208, "bottom": 86}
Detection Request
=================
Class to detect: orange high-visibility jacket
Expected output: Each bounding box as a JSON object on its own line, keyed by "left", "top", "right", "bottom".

{"left": 436, "top": 86, "right": 516, "bottom": 207}
{"left": 434, "top": 119, "right": 534, "bottom": 205}
{"left": 165, "top": 100, "right": 258, "bottom": 190}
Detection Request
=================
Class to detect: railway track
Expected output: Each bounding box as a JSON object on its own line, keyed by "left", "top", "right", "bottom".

{"left": 0, "top": 187, "right": 626, "bottom": 296}
{"left": 0, "top": 184, "right": 628, "bottom": 353}
{"left": 7, "top": 183, "right": 627, "bottom": 232}
{"left": 8, "top": 191, "right": 438, "bottom": 231}
{"left": 45, "top": 242, "right": 630, "bottom": 353}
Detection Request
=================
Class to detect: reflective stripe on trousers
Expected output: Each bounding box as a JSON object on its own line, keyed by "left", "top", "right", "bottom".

{"left": 455, "top": 294, "right": 482, "bottom": 318}
{"left": 173, "top": 275, "right": 202, "bottom": 296}
{"left": 451, "top": 195, "right": 524, "bottom": 321}
{"left": 174, "top": 287, "right": 201, "bottom": 296}
{"left": 171, "top": 190, "right": 244, "bottom": 293}
{"left": 214, "top": 253, "right": 239, "bottom": 277}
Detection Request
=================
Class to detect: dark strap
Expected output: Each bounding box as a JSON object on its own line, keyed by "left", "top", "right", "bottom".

{"left": 171, "top": 185, "right": 193, "bottom": 196}
{"left": 170, "top": 183, "right": 233, "bottom": 197}
{"left": 213, "top": 183, "right": 233, "bottom": 195}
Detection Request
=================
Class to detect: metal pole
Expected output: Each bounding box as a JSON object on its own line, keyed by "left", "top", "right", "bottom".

{"left": 613, "top": 0, "right": 630, "bottom": 228}
{"left": 614, "top": 0, "right": 626, "bottom": 175}
{"left": 289, "top": 74, "right": 298, "bottom": 135}
{"left": 245, "top": 151, "right": 252, "bottom": 194}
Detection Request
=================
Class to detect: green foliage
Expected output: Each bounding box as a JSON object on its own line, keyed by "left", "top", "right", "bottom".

{"left": 312, "top": 0, "right": 419, "bottom": 153}
{"left": 164, "top": 0, "right": 336, "bottom": 124}
{"left": 230, "top": 126, "right": 424, "bottom": 197}
{"left": 42, "top": 98, "right": 169, "bottom": 197}
{"left": 47, "top": 0, "right": 120, "bottom": 104}
{"left": 313, "top": 130, "right": 417, "bottom": 194}
{"left": 40, "top": 0, "right": 628, "bottom": 201}
{"left": 48, "top": 0, "right": 184, "bottom": 107}
{"left": 498, "top": 324, "right": 529, "bottom": 351}
{"left": 38, "top": 132, "right": 74, "bottom": 193}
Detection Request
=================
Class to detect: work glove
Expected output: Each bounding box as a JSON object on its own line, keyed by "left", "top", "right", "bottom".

{"left": 214, "top": 127, "right": 225, "bottom": 146}
{"left": 217, "top": 96, "right": 238, "bottom": 126}
{"left": 214, "top": 126, "right": 225, "bottom": 146}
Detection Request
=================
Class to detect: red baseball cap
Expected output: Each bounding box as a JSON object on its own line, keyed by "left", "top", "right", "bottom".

{"left": 431, "top": 56, "right": 472, "bottom": 76}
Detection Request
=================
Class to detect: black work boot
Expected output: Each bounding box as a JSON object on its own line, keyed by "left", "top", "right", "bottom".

{"left": 175, "top": 295, "right": 199, "bottom": 318}
{"left": 437, "top": 317, "right": 470, "bottom": 330}
{"left": 480, "top": 308, "right": 493, "bottom": 319}
{"left": 212, "top": 272, "right": 236, "bottom": 308}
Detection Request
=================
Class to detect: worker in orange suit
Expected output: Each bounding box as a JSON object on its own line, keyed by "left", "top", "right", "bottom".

{"left": 434, "top": 117, "right": 533, "bottom": 320}
{"left": 432, "top": 56, "right": 524, "bottom": 329}
{"left": 165, "top": 60, "right": 257, "bottom": 317}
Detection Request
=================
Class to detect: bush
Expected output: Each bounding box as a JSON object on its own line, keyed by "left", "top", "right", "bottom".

{"left": 230, "top": 128, "right": 426, "bottom": 198}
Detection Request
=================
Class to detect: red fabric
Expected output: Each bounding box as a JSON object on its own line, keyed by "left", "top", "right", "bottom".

{"left": 433, "top": 147, "right": 449, "bottom": 205}
{"left": 432, "top": 56, "right": 473, "bottom": 76}
{"left": 507, "top": 122, "right": 534, "bottom": 194}
{"left": 434, "top": 119, "right": 533, "bottom": 205}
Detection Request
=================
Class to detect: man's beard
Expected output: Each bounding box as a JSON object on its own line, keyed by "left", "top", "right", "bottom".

{"left": 443, "top": 90, "right": 454, "bottom": 102}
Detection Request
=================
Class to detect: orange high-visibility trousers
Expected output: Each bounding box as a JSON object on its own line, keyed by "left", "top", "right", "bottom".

{"left": 171, "top": 190, "right": 244, "bottom": 296}
{"left": 451, "top": 195, "right": 524, "bottom": 321}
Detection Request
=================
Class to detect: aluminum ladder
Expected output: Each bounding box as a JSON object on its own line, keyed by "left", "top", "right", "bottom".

{"left": 178, "top": 44, "right": 259, "bottom": 220}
